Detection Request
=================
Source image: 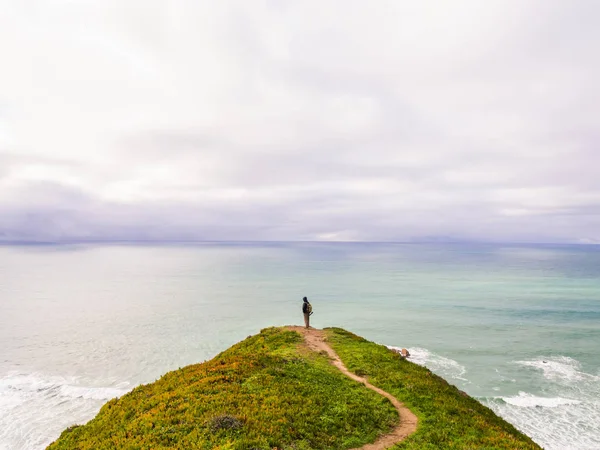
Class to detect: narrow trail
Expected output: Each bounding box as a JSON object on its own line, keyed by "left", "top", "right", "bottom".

{"left": 286, "top": 326, "right": 418, "bottom": 450}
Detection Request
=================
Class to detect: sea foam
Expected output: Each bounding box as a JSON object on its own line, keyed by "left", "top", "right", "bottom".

{"left": 388, "top": 345, "right": 468, "bottom": 382}
{"left": 500, "top": 392, "right": 581, "bottom": 408}
{"left": 0, "top": 372, "right": 129, "bottom": 450}
{"left": 485, "top": 356, "right": 600, "bottom": 450}
{"left": 515, "top": 356, "right": 600, "bottom": 383}
{"left": 386, "top": 347, "right": 600, "bottom": 450}
{"left": 484, "top": 392, "right": 600, "bottom": 450}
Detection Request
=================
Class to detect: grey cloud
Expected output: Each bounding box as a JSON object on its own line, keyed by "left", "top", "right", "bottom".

{"left": 0, "top": 151, "right": 86, "bottom": 171}
{"left": 1, "top": 174, "right": 596, "bottom": 244}
{"left": 1, "top": 1, "right": 600, "bottom": 243}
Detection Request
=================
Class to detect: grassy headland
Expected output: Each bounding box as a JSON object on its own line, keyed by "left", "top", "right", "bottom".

{"left": 48, "top": 327, "right": 396, "bottom": 449}
{"left": 325, "top": 328, "right": 541, "bottom": 449}
{"left": 48, "top": 327, "right": 540, "bottom": 449}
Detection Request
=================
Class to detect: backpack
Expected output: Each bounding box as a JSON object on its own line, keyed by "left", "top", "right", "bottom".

{"left": 306, "top": 302, "right": 313, "bottom": 314}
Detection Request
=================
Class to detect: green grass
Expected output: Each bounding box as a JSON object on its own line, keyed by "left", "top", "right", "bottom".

{"left": 47, "top": 327, "right": 397, "bottom": 450}
{"left": 325, "top": 327, "right": 542, "bottom": 450}
{"left": 48, "top": 327, "right": 542, "bottom": 449}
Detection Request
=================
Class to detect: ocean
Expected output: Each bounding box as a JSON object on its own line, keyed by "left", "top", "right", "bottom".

{"left": 1, "top": 242, "right": 599, "bottom": 450}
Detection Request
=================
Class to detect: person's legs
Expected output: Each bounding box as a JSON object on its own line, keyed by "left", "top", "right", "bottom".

{"left": 304, "top": 312, "right": 310, "bottom": 328}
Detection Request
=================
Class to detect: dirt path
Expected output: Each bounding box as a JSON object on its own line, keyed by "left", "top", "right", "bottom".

{"left": 286, "top": 326, "right": 418, "bottom": 450}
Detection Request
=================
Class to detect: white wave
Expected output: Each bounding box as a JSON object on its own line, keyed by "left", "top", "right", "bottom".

{"left": 0, "top": 372, "right": 130, "bottom": 450}
{"left": 58, "top": 384, "right": 128, "bottom": 400}
{"left": 485, "top": 392, "right": 600, "bottom": 450}
{"left": 0, "top": 373, "right": 128, "bottom": 400}
{"left": 500, "top": 355, "right": 600, "bottom": 449}
{"left": 501, "top": 392, "right": 581, "bottom": 408}
{"left": 387, "top": 345, "right": 468, "bottom": 382}
{"left": 515, "top": 356, "right": 600, "bottom": 383}
{"left": 384, "top": 348, "right": 600, "bottom": 450}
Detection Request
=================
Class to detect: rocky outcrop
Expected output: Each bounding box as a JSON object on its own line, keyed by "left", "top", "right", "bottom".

{"left": 390, "top": 347, "right": 411, "bottom": 358}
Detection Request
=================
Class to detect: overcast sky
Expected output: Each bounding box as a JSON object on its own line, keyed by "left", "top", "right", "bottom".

{"left": 1, "top": 1, "right": 599, "bottom": 243}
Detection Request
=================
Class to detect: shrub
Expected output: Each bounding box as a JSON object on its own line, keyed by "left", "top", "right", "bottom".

{"left": 209, "top": 414, "right": 243, "bottom": 432}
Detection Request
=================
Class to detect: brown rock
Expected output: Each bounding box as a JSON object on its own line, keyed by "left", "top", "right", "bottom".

{"left": 401, "top": 348, "right": 410, "bottom": 358}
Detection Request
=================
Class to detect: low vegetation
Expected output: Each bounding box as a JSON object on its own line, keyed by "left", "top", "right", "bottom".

{"left": 49, "top": 326, "right": 541, "bottom": 449}
{"left": 325, "top": 327, "right": 541, "bottom": 449}
{"left": 48, "top": 327, "right": 397, "bottom": 449}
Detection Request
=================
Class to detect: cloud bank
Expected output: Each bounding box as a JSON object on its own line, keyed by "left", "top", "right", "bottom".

{"left": 1, "top": 1, "right": 599, "bottom": 243}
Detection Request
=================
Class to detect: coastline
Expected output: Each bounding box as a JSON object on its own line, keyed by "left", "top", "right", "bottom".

{"left": 47, "top": 327, "right": 541, "bottom": 450}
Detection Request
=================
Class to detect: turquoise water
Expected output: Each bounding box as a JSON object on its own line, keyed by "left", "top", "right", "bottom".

{"left": 1, "top": 243, "right": 599, "bottom": 449}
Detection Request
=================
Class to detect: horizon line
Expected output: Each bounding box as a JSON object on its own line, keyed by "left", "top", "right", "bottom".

{"left": 0, "top": 239, "right": 597, "bottom": 246}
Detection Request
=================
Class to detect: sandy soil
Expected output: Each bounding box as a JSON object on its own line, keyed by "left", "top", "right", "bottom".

{"left": 286, "top": 326, "right": 418, "bottom": 450}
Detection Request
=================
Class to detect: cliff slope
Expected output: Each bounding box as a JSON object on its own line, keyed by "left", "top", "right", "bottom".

{"left": 48, "top": 327, "right": 540, "bottom": 449}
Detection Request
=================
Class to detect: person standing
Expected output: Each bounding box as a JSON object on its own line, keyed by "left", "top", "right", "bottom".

{"left": 302, "top": 296, "right": 313, "bottom": 329}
